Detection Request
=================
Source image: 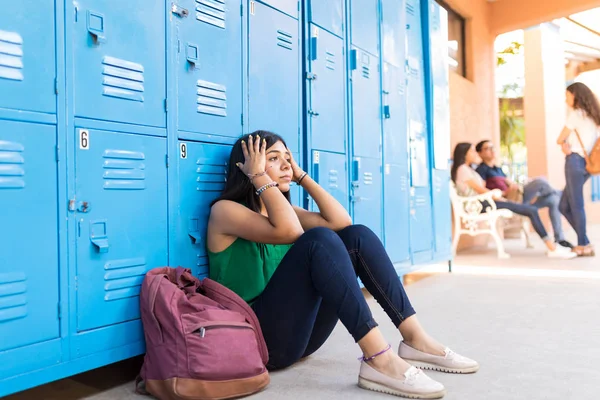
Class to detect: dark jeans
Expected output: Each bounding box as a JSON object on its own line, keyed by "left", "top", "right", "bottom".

{"left": 559, "top": 153, "right": 590, "bottom": 246}
{"left": 494, "top": 201, "right": 550, "bottom": 241}
{"left": 250, "top": 225, "right": 416, "bottom": 370}
{"left": 523, "top": 178, "right": 565, "bottom": 242}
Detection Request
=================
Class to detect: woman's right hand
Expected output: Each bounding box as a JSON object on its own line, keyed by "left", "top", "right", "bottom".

{"left": 236, "top": 134, "right": 267, "bottom": 177}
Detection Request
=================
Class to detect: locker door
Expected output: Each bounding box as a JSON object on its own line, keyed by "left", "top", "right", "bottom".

{"left": 248, "top": 2, "right": 299, "bottom": 153}
{"left": 75, "top": 129, "right": 167, "bottom": 331}
{"left": 409, "top": 120, "right": 432, "bottom": 254}
{"left": 352, "top": 157, "right": 382, "bottom": 238}
{"left": 308, "top": 0, "right": 344, "bottom": 37}
{"left": 175, "top": 141, "right": 229, "bottom": 278}
{"left": 174, "top": 0, "right": 243, "bottom": 139}
{"left": 71, "top": 0, "right": 166, "bottom": 128}
{"left": 351, "top": 47, "right": 380, "bottom": 159}
{"left": 310, "top": 151, "right": 348, "bottom": 212}
{"left": 432, "top": 169, "right": 452, "bottom": 258}
{"left": 430, "top": 1, "right": 450, "bottom": 170}
{"left": 0, "top": 2, "right": 56, "bottom": 114}
{"left": 382, "top": 63, "right": 409, "bottom": 263}
{"left": 350, "top": 0, "right": 379, "bottom": 56}
{"left": 381, "top": 0, "right": 406, "bottom": 68}
{"left": 256, "top": 0, "right": 299, "bottom": 18}
{"left": 0, "top": 121, "right": 59, "bottom": 351}
{"left": 308, "top": 26, "right": 345, "bottom": 154}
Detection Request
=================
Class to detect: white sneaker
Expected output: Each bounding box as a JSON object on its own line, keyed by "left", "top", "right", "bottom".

{"left": 398, "top": 342, "right": 479, "bottom": 374}
{"left": 547, "top": 246, "right": 577, "bottom": 259}
{"left": 358, "top": 363, "right": 446, "bottom": 399}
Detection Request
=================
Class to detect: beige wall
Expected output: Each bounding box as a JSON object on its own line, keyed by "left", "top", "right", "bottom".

{"left": 445, "top": 0, "right": 499, "bottom": 153}
{"left": 491, "top": 0, "right": 600, "bottom": 35}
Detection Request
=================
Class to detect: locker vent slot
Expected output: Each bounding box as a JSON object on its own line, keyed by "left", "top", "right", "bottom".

{"left": 196, "top": 157, "right": 227, "bottom": 192}
{"left": 102, "top": 56, "right": 145, "bottom": 102}
{"left": 416, "top": 195, "right": 428, "bottom": 206}
{"left": 363, "top": 172, "right": 373, "bottom": 185}
{"left": 325, "top": 51, "right": 336, "bottom": 71}
{"left": 399, "top": 175, "right": 408, "bottom": 190}
{"left": 103, "top": 258, "right": 147, "bottom": 301}
{"left": 196, "top": 0, "right": 226, "bottom": 29}
{"left": 277, "top": 30, "right": 293, "bottom": 51}
{"left": 197, "top": 80, "right": 227, "bottom": 117}
{"left": 399, "top": 82, "right": 405, "bottom": 96}
{"left": 0, "top": 140, "right": 25, "bottom": 189}
{"left": 0, "top": 272, "right": 27, "bottom": 322}
{"left": 102, "top": 149, "right": 146, "bottom": 190}
{"left": 0, "top": 30, "right": 24, "bottom": 81}
{"left": 406, "top": 3, "right": 415, "bottom": 16}
{"left": 328, "top": 169, "right": 339, "bottom": 189}
{"left": 362, "top": 65, "right": 370, "bottom": 79}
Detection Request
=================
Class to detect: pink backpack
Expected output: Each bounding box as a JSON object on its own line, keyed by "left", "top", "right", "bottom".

{"left": 135, "top": 266, "right": 270, "bottom": 400}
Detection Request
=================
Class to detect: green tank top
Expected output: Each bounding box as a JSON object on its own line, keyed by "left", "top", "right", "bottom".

{"left": 208, "top": 238, "right": 292, "bottom": 303}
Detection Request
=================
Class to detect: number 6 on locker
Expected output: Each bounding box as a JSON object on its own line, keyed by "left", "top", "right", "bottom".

{"left": 79, "top": 129, "right": 90, "bottom": 150}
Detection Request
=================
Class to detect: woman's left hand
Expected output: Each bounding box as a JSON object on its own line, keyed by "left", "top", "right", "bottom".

{"left": 289, "top": 153, "right": 306, "bottom": 182}
{"left": 561, "top": 141, "right": 572, "bottom": 156}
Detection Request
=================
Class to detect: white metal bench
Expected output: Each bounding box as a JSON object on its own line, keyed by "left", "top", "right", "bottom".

{"left": 450, "top": 183, "right": 532, "bottom": 259}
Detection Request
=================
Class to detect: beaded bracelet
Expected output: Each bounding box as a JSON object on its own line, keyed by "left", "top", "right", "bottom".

{"left": 255, "top": 182, "right": 279, "bottom": 196}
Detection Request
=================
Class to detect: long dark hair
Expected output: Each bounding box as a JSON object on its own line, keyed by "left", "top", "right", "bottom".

{"left": 567, "top": 82, "right": 600, "bottom": 127}
{"left": 210, "top": 130, "right": 291, "bottom": 212}
{"left": 451, "top": 142, "right": 472, "bottom": 183}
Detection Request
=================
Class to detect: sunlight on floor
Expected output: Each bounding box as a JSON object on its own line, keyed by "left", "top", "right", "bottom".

{"left": 415, "top": 263, "right": 600, "bottom": 280}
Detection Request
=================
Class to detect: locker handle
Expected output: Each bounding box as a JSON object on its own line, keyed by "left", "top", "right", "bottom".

{"left": 310, "top": 37, "right": 318, "bottom": 61}
{"left": 383, "top": 105, "right": 391, "bottom": 119}
{"left": 188, "top": 231, "right": 202, "bottom": 244}
{"left": 90, "top": 220, "right": 109, "bottom": 253}
{"left": 87, "top": 11, "right": 106, "bottom": 43}
{"left": 308, "top": 109, "right": 319, "bottom": 117}
{"left": 349, "top": 49, "right": 358, "bottom": 71}
{"left": 352, "top": 159, "right": 360, "bottom": 182}
{"left": 186, "top": 43, "right": 199, "bottom": 65}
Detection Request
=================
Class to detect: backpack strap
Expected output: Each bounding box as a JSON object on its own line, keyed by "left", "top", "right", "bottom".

{"left": 201, "top": 278, "right": 270, "bottom": 366}
{"left": 572, "top": 128, "right": 591, "bottom": 163}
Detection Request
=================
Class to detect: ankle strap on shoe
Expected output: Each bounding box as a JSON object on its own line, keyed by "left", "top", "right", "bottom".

{"left": 359, "top": 344, "right": 391, "bottom": 362}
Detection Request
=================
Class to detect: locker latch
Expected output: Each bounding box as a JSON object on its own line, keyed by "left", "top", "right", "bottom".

{"left": 306, "top": 72, "right": 318, "bottom": 81}
{"left": 77, "top": 201, "right": 91, "bottom": 213}
{"left": 171, "top": 3, "right": 189, "bottom": 18}
{"left": 308, "top": 109, "right": 319, "bottom": 117}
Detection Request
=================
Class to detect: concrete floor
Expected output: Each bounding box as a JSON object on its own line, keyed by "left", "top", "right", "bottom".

{"left": 7, "top": 228, "right": 600, "bottom": 400}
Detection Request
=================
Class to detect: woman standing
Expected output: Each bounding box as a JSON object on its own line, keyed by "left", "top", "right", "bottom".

{"left": 556, "top": 82, "right": 600, "bottom": 257}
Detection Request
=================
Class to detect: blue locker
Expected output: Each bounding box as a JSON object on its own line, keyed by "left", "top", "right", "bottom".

{"left": 255, "top": 0, "right": 299, "bottom": 19}
{"left": 289, "top": 152, "right": 302, "bottom": 207}
{"left": 310, "top": 151, "right": 348, "bottom": 212}
{"left": 350, "top": 0, "right": 379, "bottom": 56}
{"left": 352, "top": 156, "right": 382, "bottom": 238}
{"left": 0, "top": 121, "right": 60, "bottom": 355}
{"left": 351, "top": 47, "right": 380, "bottom": 159}
{"left": 248, "top": 1, "right": 300, "bottom": 153}
{"left": 173, "top": 0, "right": 244, "bottom": 139}
{"left": 406, "top": 0, "right": 433, "bottom": 256}
{"left": 432, "top": 169, "right": 452, "bottom": 257}
{"left": 174, "top": 141, "right": 229, "bottom": 278}
{"left": 308, "top": 26, "right": 345, "bottom": 154}
{"left": 308, "top": 0, "right": 344, "bottom": 37}
{"left": 74, "top": 129, "right": 167, "bottom": 332}
{"left": 381, "top": 0, "right": 406, "bottom": 68}
{"left": 382, "top": 63, "right": 410, "bottom": 263}
{"left": 429, "top": 1, "right": 451, "bottom": 171}
{"left": 71, "top": 0, "right": 166, "bottom": 128}
{"left": 0, "top": 3, "right": 56, "bottom": 114}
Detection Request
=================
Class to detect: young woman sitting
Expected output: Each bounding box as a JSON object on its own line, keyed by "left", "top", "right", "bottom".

{"left": 451, "top": 142, "right": 576, "bottom": 260}
{"left": 207, "top": 131, "right": 479, "bottom": 399}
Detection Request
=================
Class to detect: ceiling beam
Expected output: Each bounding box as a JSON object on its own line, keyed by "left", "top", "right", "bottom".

{"left": 491, "top": 0, "right": 600, "bottom": 35}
